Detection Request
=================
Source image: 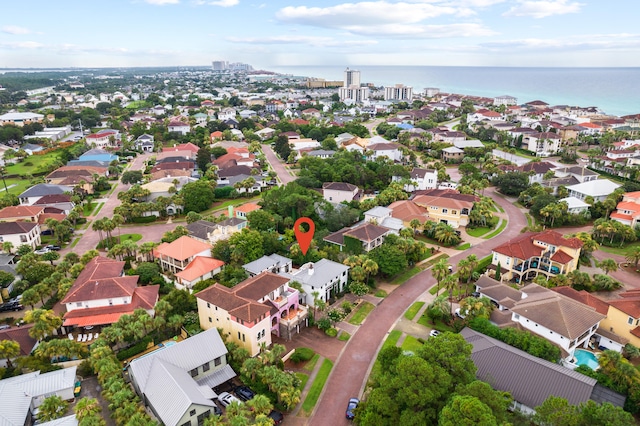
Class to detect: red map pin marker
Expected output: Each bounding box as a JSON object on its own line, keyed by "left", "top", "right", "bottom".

{"left": 294, "top": 217, "right": 315, "bottom": 255}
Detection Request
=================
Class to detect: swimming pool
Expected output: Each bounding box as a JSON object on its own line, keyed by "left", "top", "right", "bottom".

{"left": 574, "top": 349, "right": 599, "bottom": 370}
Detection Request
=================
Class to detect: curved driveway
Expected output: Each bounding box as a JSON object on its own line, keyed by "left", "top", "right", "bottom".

{"left": 308, "top": 187, "right": 527, "bottom": 426}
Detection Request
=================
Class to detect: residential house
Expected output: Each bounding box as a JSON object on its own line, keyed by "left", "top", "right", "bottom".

{"left": 243, "top": 254, "right": 293, "bottom": 277}
{"left": 135, "top": 134, "right": 155, "bottom": 152}
{"left": 71, "top": 149, "right": 118, "bottom": 164}
{"left": 255, "top": 127, "right": 276, "bottom": 141}
{"left": 0, "top": 111, "right": 44, "bottom": 127}
{"left": 217, "top": 108, "right": 236, "bottom": 121}
{"left": 19, "top": 184, "right": 73, "bottom": 206}
{"left": 153, "top": 236, "right": 214, "bottom": 274}
{"left": 324, "top": 222, "right": 390, "bottom": 252}
{"left": 0, "top": 366, "right": 77, "bottom": 426}
{"left": 474, "top": 276, "right": 605, "bottom": 361}
{"left": 280, "top": 259, "right": 349, "bottom": 307}
{"left": 0, "top": 324, "right": 37, "bottom": 367}
{"left": 411, "top": 189, "right": 476, "bottom": 228}
{"left": 525, "top": 132, "right": 562, "bottom": 157}
{"left": 0, "top": 222, "right": 41, "bottom": 250}
{"left": 397, "top": 167, "right": 437, "bottom": 192}
{"left": 306, "top": 149, "right": 335, "bottom": 159}
{"left": 168, "top": 121, "right": 191, "bottom": 135}
{"left": 322, "top": 182, "right": 360, "bottom": 204}
{"left": 553, "top": 165, "right": 599, "bottom": 183}
{"left": 85, "top": 129, "right": 120, "bottom": 148}
{"left": 461, "top": 328, "right": 624, "bottom": 415}
{"left": 128, "top": 328, "right": 236, "bottom": 426}
{"left": 611, "top": 191, "right": 640, "bottom": 228}
{"left": 553, "top": 286, "right": 628, "bottom": 352}
{"left": 363, "top": 206, "right": 404, "bottom": 234}
{"left": 234, "top": 203, "right": 261, "bottom": 219}
{"left": 196, "top": 272, "right": 308, "bottom": 356}
{"left": 367, "top": 142, "right": 403, "bottom": 162}
{"left": 599, "top": 288, "right": 640, "bottom": 349}
{"left": 187, "top": 218, "right": 247, "bottom": 245}
{"left": 163, "top": 143, "right": 200, "bottom": 155}
{"left": 0, "top": 205, "right": 44, "bottom": 223}
{"left": 442, "top": 146, "right": 465, "bottom": 162}
{"left": 301, "top": 108, "right": 322, "bottom": 119}
{"left": 61, "top": 256, "right": 159, "bottom": 328}
{"left": 209, "top": 131, "right": 223, "bottom": 142}
{"left": 175, "top": 256, "right": 225, "bottom": 290}
{"left": 493, "top": 95, "right": 517, "bottom": 106}
{"left": 559, "top": 197, "right": 590, "bottom": 214}
{"left": 490, "top": 230, "right": 583, "bottom": 283}
{"left": 468, "top": 109, "right": 503, "bottom": 123}
{"left": 566, "top": 179, "right": 621, "bottom": 202}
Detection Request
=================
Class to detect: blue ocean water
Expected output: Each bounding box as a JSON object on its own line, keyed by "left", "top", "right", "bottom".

{"left": 267, "top": 65, "right": 640, "bottom": 117}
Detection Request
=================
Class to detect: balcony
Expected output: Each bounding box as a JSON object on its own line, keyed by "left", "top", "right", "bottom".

{"left": 280, "top": 305, "right": 309, "bottom": 329}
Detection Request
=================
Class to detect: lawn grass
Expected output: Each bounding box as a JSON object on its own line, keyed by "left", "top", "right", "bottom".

{"left": 93, "top": 202, "right": 105, "bottom": 216}
{"left": 200, "top": 196, "right": 261, "bottom": 216}
{"left": 421, "top": 253, "right": 449, "bottom": 269}
{"left": 4, "top": 152, "right": 63, "bottom": 176}
{"left": 338, "top": 331, "right": 351, "bottom": 341}
{"left": 401, "top": 335, "right": 424, "bottom": 353}
{"left": 303, "top": 354, "right": 320, "bottom": 372}
{"left": 348, "top": 302, "right": 375, "bottom": 325}
{"left": 295, "top": 372, "right": 309, "bottom": 391}
{"left": 417, "top": 316, "right": 456, "bottom": 332}
{"left": 404, "top": 302, "right": 425, "bottom": 320}
{"left": 0, "top": 178, "right": 32, "bottom": 196}
{"left": 466, "top": 217, "right": 499, "bottom": 238}
{"left": 456, "top": 242, "right": 471, "bottom": 250}
{"left": 301, "top": 358, "right": 333, "bottom": 416}
{"left": 484, "top": 218, "right": 508, "bottom": 239}
{"left": 69, "top": 238, "right": 80, "bottom": 249}
{"left": 391, "top": 265, "right": 425, "bottom": 284}
{"left": 83, "top": 202, "right": 97, "bottom": 216}
{"left": 374, "top": 289, "right": 387, "bottom": 298}
{"left": 599, "top": 241, "right": 640, "bottom": 257}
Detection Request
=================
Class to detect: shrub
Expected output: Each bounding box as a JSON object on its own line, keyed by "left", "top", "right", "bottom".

{"left": 325, "top": 327, "right": 338, "bottom": 337}
{"left": 316, "top": 317, "right": 332, "bottom": 331}
{"left": 341, "top": 302, "right": 353, "bottom": 315}
{"left": 116, "top": 336, "right": 153, "bottom": 361}
{"left": 131, "top": 215, "right": 157, "bottom": 223}
{"left": 290, "top": 347, "right": 315, "bottom": 364}
{"left": 327, "top": 308, "right": 346, "bottom": 323}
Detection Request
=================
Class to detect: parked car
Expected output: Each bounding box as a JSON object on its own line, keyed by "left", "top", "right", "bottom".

{"left": 34, "top": 247, "right": 50, "bottom": 255}
{"left": 41, "top": 230, "right": 53, "bottom": 236}
{"left": 454, "top": 308, "right": 466, "bottom": 319}
{"left": 218, "top": 392, "right": 242, "bottom": 407}
{"left": 235, "top": 385, "right": 255, "bottom": 401}
{"left": 0, "top": 301, "right": 24, "bottom": 312}
{"left": 471, "top": 292, "right": 480, "bottom": 298}
{"left": 346, "top": 397, "right": 359, "bottom": 420}
{"left": 268, "top": 410, "right": 284, "bottom": 425}
{"left": 429, "top": 330, "right": 441, "bottom": 338}
{"left": 45, "top": 245, "right": 61, "bottom": 251}
{"left": 0, "top": 325, "right": 10, "bottom": 331}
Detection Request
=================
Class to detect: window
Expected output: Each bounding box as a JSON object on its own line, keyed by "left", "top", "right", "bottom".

{"left": 181, "top": 422, "right": 191, "bottom": 426}
{"left": 513, "top": 314, "right": 520, "bottom": 320}
{"left": 76, "top": 302, "right": 83, "bottom": 308}
{"left": 442, "top": 209, "right": 448, "bottom": 214}
{"left": 629, "top": 316, "right": 635, "bottom": 325}
{"left": 108, "top": 299, "right": 113, "bottom": 306}
{"left": 214, "top": 357, "right": 222, "bottom": 366}
{"left": 207, "top": 302, "right": 210, "bottom": 308}
{"left": 202, "top": 362, "right": 210, "bottom": 372}
{"left": 242, "top": 334, "right": 245, "bottom": 342}
{"left": 20, "top": 236, "right": 27, "bottom": 243}
{"left": 190, "top": 409, "right": 196, "bottom": 416}
{"left": 190, "top": 368, "right": 198, "bottom": 377}
{"left": 208, "top": 317, "right": 212, "bottom": 323}
{"left": 452, "top": 210, "right": 457, "bottom": 215}
{"left": 238, "top": 332, "right": 241, "bottom": 340}
{"left": 197, "top": 411, "right": 210, "bottom": 426}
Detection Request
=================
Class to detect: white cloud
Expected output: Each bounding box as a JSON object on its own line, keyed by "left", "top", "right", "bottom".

{"left": 194, "top": 0, "right": 239, "bottom": 6}
{"left": 480, "top": 34, "right": 640, "bottom": 51}
{"left": 503, "top": 0, "right": 583, "bottom": 18}
{"left": 2, "top": 25, "right": 31, "bottom": 35}
{"left": 276, "top": 2, "right": 458, "bottom": 27}
{"left": 346, "top": 23, "right": 496, "bottom": 38}
{"left": 144, "top": 0, "right": 180, "bottom": 4}
{"left": 0, "top": 41, "right": 43, "bottom": 49}
{"left": 227, "top": 35, "right": 378, "bottom": 47}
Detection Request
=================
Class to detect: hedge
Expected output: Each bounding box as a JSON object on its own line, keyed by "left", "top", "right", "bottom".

{"left": 116, "top": 336, "right": 153, "bottom": 361}
{"left": 290, "top": 347, "right": 315, "bottom": 364}
{"left": 131, "top": 215, "right": 158, "bottom": 224}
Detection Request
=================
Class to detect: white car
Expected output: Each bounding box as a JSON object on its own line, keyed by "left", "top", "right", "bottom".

{"left": 218, "top": 392, "right": 242, "bottom": 407}
{"left": 454, "top": 308, "right": 466, "bottom": 319}
{"left": 34, "top": 247, "right": 51, "bottom": 255}
{"left": 429, "top": 330, "right": 441, "bottom": 337}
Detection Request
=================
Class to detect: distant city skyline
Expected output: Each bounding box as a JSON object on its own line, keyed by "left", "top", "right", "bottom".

{"left": 1, "top": 0, "right": 639, "bottom": 69}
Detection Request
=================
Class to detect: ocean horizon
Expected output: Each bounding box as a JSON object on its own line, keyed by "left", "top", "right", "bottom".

{"left": 267, "top": 65, "right": 640, "bottom": 118}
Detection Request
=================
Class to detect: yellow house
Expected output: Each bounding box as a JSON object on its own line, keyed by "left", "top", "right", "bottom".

{"left": 412, "top": 193, "right": 475, "bottom": 229}
{"left": 600, "top": 291, "right": 640, "bottom": 348}
{"left": 491, "top": 230, "right": 582, "bottom": 283}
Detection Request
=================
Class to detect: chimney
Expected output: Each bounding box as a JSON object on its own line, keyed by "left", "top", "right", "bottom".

{"left": 308, "top": 264, "right": 314, "bottom": 275}
{"left": 228, "top": 205, "right": 234, "bottom": 218}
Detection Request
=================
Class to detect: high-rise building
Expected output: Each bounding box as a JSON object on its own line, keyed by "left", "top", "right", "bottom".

{"left": 384, "top": 84, "right": 413, "bottom": 101}
{"left": 344, "top": 68, "right": 361, "bottom": 87}
{"left": 338, "top": 86, "right": 370, "bottom": 103}
{"left": 211, "top": 61, "right": 228, "bottom": 71}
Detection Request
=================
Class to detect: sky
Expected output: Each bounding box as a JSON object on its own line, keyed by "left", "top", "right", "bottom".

{"left": 1, "top": 0, "right": 639, "bottom": 69}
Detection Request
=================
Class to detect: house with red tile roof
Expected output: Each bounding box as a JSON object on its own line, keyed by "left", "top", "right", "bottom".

{"left": 153, "top": 236, "right": 213, "bottom": 274}
{"left": 0, "top": 222, "right": 40, "bottom": 250}
{"left": 234, "top": 203, "right": 261, "bottom": 219}
{"left": 0, "top": 324, "right": 37, "bottom": 367}
{"left": 491, "top": 230, "right": 582, "bottom": 283}
{"left": 196, "top": 272, "right": 307, "bottom": 356}
{"left": 600, "top": 288, "right": 640, "bottom": 350}
{"left": 412, "top": 191, "right": 476, "bottom": 228}
{"left": 0, "top": 205, "right": 44, "bottom": 223}
{"left": 611, "top": 191, "right": 640, "bottom": 228}
{"left": 60, "top": 256, "right": 159, "bottom": 328}
{"left": 162, "top": 142, "right": 200, "bottom": 154}
{"left": 209, "top": 130, "right": 223, "bottom": 142}
{"left": 175, "top": 256, "right": 224, "bottom": 290}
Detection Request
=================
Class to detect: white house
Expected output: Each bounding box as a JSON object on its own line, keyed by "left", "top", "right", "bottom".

{"left": 398, "top": 167, "right": 438, "bottom": 192}
{"left": 493, "top": 95, "right": 517, "bottom": 106}
{"left": 168, "top": 121, "right": 191, "bottom": 135}
{"left": 280, "top": 259, "right": 349, "bottom": 307}
{"left": 218, "top": 108, "right": 236, "bottom": 121}
{"left": 525, "top": 132, "right": 562, "bottom": 157}
{"left": 0, "top": 222, "right": 41, "bottom": 250}
{"left": 367, "top": 142, "right": 403, "bottom": 162}
{"left": 128, "top": 328, "right": 236, "bottom": 426}
{"left": 567, "top": 179, "right": 621, "bottom": 202}
{"left": 322, "top": 182, "right": 360, "bottom": 204}
{"left": 243, "top": 254, "right": 292, "bottom": 277}
{"left": 560, "top": 197, "right": 590, "bottom": 214}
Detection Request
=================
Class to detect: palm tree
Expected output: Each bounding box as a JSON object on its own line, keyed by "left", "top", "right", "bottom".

{"left": 247, "top": 394, "right": 273, "bottom": 416}
{"left": 92, "top": 218, "right": 105, "bottom": 248}
{"left": 409, "top": 219, "right": 421, "bottom": 235}
{"left": 426, "top": 294, "right": 450, "bottom": 324}
{"left": 38, "top": 395, "right": 68, "bottom": 422}
{"left": 597, "top": 258, "right": 619, "bottom": 275}
{"left": 431, "top": 258, "right": 450, "bottom": 294}
{"left": 0, "top": 339, "right": 20, "bottom": 369}
{"left": 362, "top": 258, "right": 379, "bottom": 284}
{"left": 434, "top": 223, "right": 459, "bottom": 246}
{"left": 25, "top": 309, "right": 63, "bottom": 341}
{"left": 441, "top": 274, "right": 458, "bottom": 316}
{"left": 626, "top": 246, "right": 640, "bottom": 268}
{"left": 1, "top": 241, "right": 13, "bottom": 254}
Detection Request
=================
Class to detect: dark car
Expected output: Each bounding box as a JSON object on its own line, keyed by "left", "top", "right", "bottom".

{"left": 346, "top": 397, "right": 359, "bottom": 420}
{"left": 41, "top": 230, "right": 53, "bottom": 236}
{"left": 0, "top": 301, "right": 24, "bottom": 312}
{"left": 235, "top": 385, "right": 255, "bottom": 401}
{"left": 45, "top": 245, "right": 61, "bottom": 251}
{"left": 268, "top": 410, "right": 284, "bottom": 425}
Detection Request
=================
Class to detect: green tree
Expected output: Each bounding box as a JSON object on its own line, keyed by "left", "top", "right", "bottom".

{"left": 74, "top": 397, "right": 102, "bottom": 423}
{"left": 121, "top": 170, "right": 143, "bottom": 185}
{"left": 438, "top": 395, "right": 498, "bottom": 426}
{"left": 0, "top": 339, "right": 20, "bottom": 368}
{"left": 38, "top": 395, "right": 68, "bottom": 422}
{"left": 492, "top": 172, "right": 530, "bottom": 196}
{"left": 41, "top": 251, "right": 60, "bottom": 265}
{"left": 181, "top": 180, "right": 215, "bottom": 213}
{"left": 369, "top": 243, "right": 408, "bottom": 277}
{"left": 196, "top": 146, "right": 212, "bottom": 172}
{"left": 597, "top": 258, "right": 619, "bottom": 275}
{"left": 432, "top": 258, "right": 450, "bottom": 294}
{"left": 25, "top": 309, "right": 63, "bottom": 341}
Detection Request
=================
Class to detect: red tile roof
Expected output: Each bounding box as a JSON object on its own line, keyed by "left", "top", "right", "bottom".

{"left": 153, "top": 236, "right": 212, "bottom": 262}
{"left": 534, "top": 230, "right": 583, "bottom": 249}
{"left": 0, "top": 324, "right": 37, "bottom": 356}
{"left": 552, "top": 286, "right": 610, "bottom": 315}
{"left": 608, "top": 298, "right": 640, "bottom": 318}
{"left": 235, "top": 203, "right": 261, "bottom": 213}
{"left": 175, "top": 256, "right": 224, "bottom": 282}
{"left": 0, "top": 205, "right": 43, "bottom": 219}
{"left": 550, "top": 250, "right": 574, "bottom": 264}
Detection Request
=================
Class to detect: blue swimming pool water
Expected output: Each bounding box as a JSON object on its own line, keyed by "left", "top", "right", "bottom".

{"left": 574, "top": 349, "right": 599, "bottom": 370}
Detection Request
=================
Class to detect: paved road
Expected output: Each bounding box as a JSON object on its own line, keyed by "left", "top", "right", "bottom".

{"left": 262, "top": 145, "right": 295, "bottom": 185}
{"left": 308, "top": 187, "right": 527, "bottom": 426}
